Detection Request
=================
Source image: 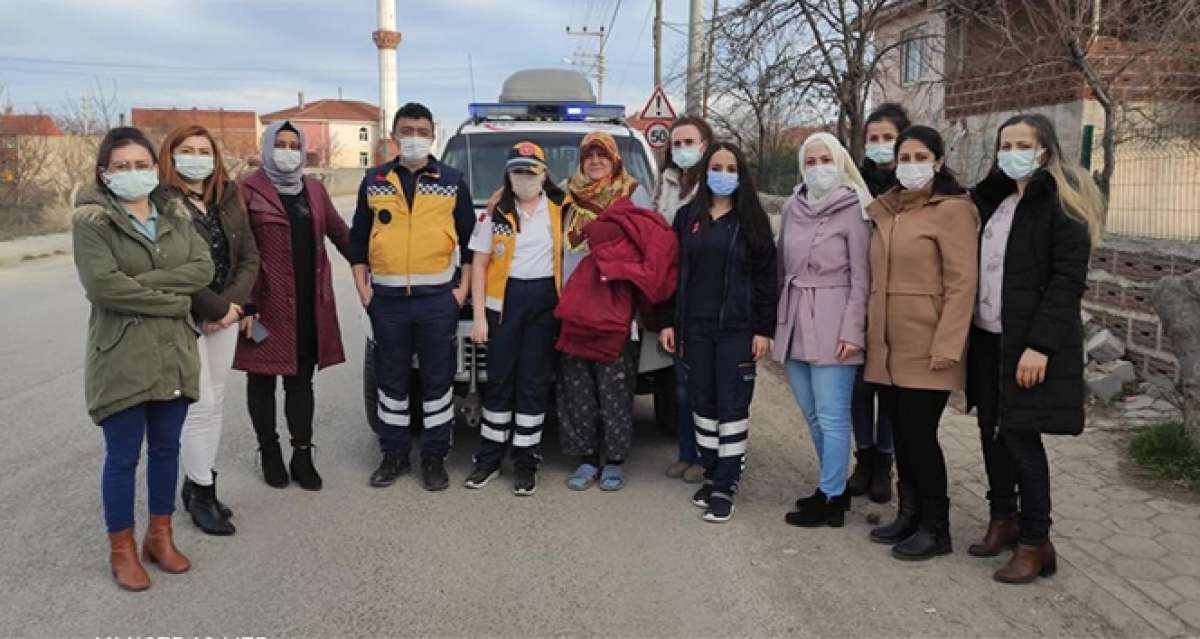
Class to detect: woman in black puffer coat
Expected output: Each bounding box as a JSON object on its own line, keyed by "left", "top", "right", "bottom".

{"left": 966, "top": 113, "right": 1103, "bottom": 585}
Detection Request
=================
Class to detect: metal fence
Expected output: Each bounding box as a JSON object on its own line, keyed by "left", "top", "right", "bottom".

{"left": 1083, "top": 125, "right": 1200, "bottom": 241}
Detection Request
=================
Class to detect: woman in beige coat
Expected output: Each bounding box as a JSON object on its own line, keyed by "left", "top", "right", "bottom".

{"left": 863, "top": 126, "right": 979, "bottom": 562}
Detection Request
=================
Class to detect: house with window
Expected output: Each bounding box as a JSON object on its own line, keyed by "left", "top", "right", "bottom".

{"left": 871, "top": 0, "right": 1200, "bottom": 382}
{"left": 0, "top": 111, "right": 61, "bottom": 185}
{"left": 260, "top": 96, "right": 381, "bottom": 170}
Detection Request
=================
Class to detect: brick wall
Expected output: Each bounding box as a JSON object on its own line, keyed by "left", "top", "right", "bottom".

{"left": 131, "top": 108, "right": 259, "bottom": 161}
{"left": 1084, "top": 237, "right": 1200, "bottom": 381}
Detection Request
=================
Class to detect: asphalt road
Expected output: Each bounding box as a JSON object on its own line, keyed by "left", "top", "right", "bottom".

{"left": 0, "top": 196, "right": 1150, "bottom": 638}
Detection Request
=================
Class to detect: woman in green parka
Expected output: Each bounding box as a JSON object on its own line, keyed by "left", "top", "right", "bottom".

{"left": 72, "top": 127, "right": 213, "bottom": 592}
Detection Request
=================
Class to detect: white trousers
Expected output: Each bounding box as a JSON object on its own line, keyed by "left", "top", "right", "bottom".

{"left": 180, "top": 323, "right": 239, "bottom": 485}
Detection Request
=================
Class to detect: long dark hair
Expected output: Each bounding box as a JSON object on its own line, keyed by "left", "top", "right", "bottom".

{"left": 494, "top": 171, "right": 564, "bottom": 233}
{"left": 690, "top": 141, "right": 773, "bottom": 252}
{"left": 662, "top": 115, "right": 714, "bottom": 196}
{"left": 894, "top": 125, "right": 965, "bottom": 196}
{"left": 95, "top": 127, "right": 158, "bottom": 194}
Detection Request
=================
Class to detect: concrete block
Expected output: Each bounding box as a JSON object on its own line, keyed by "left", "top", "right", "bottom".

{"left": 1102, "top": 360, "right": 1138, "bottom": 386}
{"left": 1087, "top": 329, "right": 1126, "bottom": 363}
{"left": 1087, "top": 365, "right": 1128, "bottom": 402}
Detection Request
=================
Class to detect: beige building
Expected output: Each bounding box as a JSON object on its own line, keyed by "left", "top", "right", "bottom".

{"left": 260, "top": 97, "right": 382, "bottom": 170}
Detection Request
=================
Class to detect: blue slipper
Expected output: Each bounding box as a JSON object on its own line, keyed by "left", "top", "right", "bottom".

{"left": 599, "top": 464, "right": 625, "bottom": 491}
{"left": 566, "top": 464, "right": 600, "bottom": 491}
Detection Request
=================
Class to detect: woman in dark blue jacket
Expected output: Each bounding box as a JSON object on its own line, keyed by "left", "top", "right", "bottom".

{"left": 659, "top": 142, "right": 777, "bottom": 523}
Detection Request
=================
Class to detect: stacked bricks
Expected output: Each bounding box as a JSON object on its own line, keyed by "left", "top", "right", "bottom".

{"left": 1084, "top": 243, "right": 1200, "bottom": 382}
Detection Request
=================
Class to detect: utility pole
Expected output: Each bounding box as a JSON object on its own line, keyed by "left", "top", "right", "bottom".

{"left": 653, "top": 0, "right": 663, "bottom": 87}
{"left": 701, "top": 0, "right": 718, "bottom": 116}
{"left": 566, "top": 26, "right": 607, "bottom": 101}
{"left": 685, "top": 0, "right": 704, "bottom": 115}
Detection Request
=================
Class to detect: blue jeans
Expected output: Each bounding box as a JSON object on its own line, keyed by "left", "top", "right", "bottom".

{"left": 784, "top": 361, "right": 856, "bottom": 498}
{"left": 100, "top": 398, "right": 189, "bottom": 532}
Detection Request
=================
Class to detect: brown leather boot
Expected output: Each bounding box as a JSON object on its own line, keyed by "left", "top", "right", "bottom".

{"left": 142, "top": 514, "right": 191, "bottom": 574}
{"left": 108, "top": 528, "right": 150, "bottom": 591}
{"left": 967, "top": 517, "right": 1019, "bottom": 557}
{"left": 994, "top": 541, "right": 1057, "bottom": 584}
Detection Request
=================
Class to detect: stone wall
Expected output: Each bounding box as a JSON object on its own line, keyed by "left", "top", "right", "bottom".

{"left": 1084, "top": 236, "right": 1200, "bottom": 382}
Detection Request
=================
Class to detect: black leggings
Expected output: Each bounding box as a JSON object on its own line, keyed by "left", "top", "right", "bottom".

{"left": 247, "top": 358, "right": 317, "bottom": 448}
{"left": 877, "top": 385, "right": 951, "bottom": 501}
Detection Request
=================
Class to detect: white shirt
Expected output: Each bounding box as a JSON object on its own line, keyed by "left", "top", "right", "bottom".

{"left": 974, "top": 193, "right": 1019, "bottom": 333}
{"left": 469, "top": 194, "right": 555, "bottom": 280}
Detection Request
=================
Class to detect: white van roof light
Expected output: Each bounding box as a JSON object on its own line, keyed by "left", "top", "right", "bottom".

{"left": 499, "top": 69, "right": 596, "bottom": 103}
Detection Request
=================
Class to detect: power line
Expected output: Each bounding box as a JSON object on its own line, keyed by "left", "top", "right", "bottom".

{"left": 602, "top": 0, "right": 624, "bottom": 48}
{"left": 613, "top": 0, "right": 655, "bottom": 97}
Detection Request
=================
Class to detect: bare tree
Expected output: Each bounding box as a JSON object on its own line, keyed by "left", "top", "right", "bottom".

{"left": 706, "top": 4, "right": 820, "bottom": 191}
{"left": 51, "top": 80, "right": 121, "bottom": 210}
{"left": 942, "top": 0, "right": 1200, "bottom": 197}
{"left": 729, "top": 0, "right": 929, "bottom": 159}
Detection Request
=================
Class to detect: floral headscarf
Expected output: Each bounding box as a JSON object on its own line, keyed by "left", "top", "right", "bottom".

{"left": 565, "top": 131, "right": 639, "bottom": 248}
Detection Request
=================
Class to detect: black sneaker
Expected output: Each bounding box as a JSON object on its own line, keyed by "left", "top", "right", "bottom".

{"left": 703, "top": 496, "right": 735, "bottom": 523}
{"left": 513, "top": 466, "right": 537, "bottom": 496}
{"left": 370, "top": 451, "right": 409, "bottom": 487}
{"left": 421, "top": 457, "right": 450, "bottom": 491}
{"left": 463, "top": 464, "right": 500, "bottom": 489}
{"left": 692, "top": 483, "right": 713, "bottom": 508}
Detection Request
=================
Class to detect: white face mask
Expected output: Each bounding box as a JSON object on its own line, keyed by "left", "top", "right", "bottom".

{"left": 803, "top": 164, "right": 841, "bottom": 199}
{"left": 509, "top": 172, "right": 543, "bottom": 201}
{"left": 273, "top": 149, "right": 304, "bottom": 172}
{"left": 174, "top": 154, "right": 214, "bottom": 181}
{"left": 398, "top": 136, "right": 433, "bottom": 163}
{"left": 865, "top": 142, "right": 895, "bottom": 165}
{"left": 896, "top": 162, "right": 936, "bottom": 190}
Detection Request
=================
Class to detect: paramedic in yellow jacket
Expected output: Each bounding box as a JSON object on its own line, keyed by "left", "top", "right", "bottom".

{"left": 462, "top": 142, "right": 567, "bottom": 496}
{"left": 350, "top": 102, "right": 475, "bottom": 492}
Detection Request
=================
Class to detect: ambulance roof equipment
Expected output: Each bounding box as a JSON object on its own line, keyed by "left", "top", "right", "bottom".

{"left": 468, "top": 68, "right": 627, "bottom": 125}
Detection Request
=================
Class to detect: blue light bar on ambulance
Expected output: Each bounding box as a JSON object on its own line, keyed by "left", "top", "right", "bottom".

{"left": 469, "top": 102, "right": 626, "bottom": 123}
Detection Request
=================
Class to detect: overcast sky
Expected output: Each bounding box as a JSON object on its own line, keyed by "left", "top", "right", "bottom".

{"left": 0, "top": 0, "right": 699, "bottom": 130}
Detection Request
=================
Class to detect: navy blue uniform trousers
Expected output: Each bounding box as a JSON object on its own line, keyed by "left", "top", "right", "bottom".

{"left": 684, "top": 320, "right": 755, "bottom": 501}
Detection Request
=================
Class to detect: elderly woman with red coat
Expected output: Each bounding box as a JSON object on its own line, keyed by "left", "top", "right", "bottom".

{"left": 235, "top": 121, "right": 351, "bottom": 491}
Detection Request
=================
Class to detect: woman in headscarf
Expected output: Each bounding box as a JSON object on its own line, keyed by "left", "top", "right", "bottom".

{"left": 234, "top": 121, "right": 351, "bottom": 491}
{"left": 559, "top": 131, "right": 650, "bottom": 492}
{"left": 775, "top": 132, "right": 872, "bottom": 528}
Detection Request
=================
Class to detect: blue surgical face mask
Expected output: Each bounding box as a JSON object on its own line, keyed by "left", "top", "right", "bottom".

{"left": 104, "top": 169, "right": 159, "bottom": 201}
{"left": 707, "top": 170, "right": 739, "bottom": 196}
{"left": 865, "top": 142, "right": 895, "bottom": 165}
{"left": 673, "top": 146, "right": 703, "bottom": 170}
{"left": 997, "top": 149, "right": 1043, "bottom": 180}
{"left": 174, "top": 153, "right": 214, "bottom": 181}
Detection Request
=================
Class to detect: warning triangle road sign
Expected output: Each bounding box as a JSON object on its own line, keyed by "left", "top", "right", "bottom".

{"left": 638, "top": 85, "right": 677, "bottom": 121}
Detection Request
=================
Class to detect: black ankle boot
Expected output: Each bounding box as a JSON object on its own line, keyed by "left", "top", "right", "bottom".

{"left": 868, "top": 451, "right": 894, "bottom": 503}
{"left": 290, "top": 445, "right": 323, "bottom": 491}
{"left": 892, "top": 497, "right": 952, "bottom": 561}
{"left": 185, "top": 479, "right": 235, "bottom": 536}
{"left": 793, "top": 488, "right": 825, "bottom": 511}
{"left": 785, "top": 492, "right": 849, "bottom": 528}
{"left": 870, "top": 482, "right": 919, "bottom": 544}
{"left": 182, "top": 472, "right": 232, "bottom": 519}
{"left": 846, "top": 448, "right": 875, "bottom": 497}
{"left": 259, "top": 441, "right": 289, "bottom": 488}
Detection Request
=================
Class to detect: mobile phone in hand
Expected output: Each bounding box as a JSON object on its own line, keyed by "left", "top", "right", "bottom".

{"left": 250, "top": 320, "right": 270, "bottom": 344}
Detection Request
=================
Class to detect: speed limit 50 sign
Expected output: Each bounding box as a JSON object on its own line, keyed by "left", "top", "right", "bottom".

{"left": 645, "top": 122, "right": 670, "bottom": 149}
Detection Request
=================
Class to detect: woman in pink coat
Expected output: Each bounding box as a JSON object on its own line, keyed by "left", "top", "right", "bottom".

{"left": 774, "top": 132, "right": 873, "bottom": 528}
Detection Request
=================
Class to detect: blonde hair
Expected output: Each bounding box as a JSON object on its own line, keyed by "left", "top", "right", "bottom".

{"left": 798, "top": 132, "right": 874, "bottom": 211}
{"left": 996, "top": 114, "right": 1106, "bottom": 244}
